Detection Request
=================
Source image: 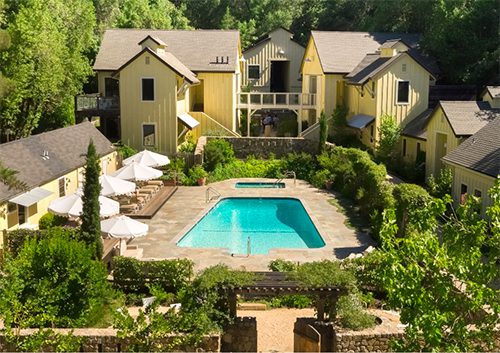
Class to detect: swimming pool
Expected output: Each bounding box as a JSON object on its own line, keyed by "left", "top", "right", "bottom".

{"left": 177, "top": 197, "right": 325, "bottom": 255}
{"left": 235, "top": 182, "right": 285, "bottom": 188}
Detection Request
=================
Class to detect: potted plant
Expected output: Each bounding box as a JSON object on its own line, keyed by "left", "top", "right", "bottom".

{"left": 189, "top": 165, "right": 208, "bottom": 186}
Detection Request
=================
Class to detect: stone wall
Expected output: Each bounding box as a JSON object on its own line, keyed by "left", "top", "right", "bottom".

{"left": 334, "top": 330, "right": 405, "bottom": 352}
{"left": 0, "top": 328, "right": 220, "bottom": 352}
{"left": 215, "top": 137, "right": 319, "bottom": 159}
{"left": 221, "top": 317, "right": 257, "bottom": 352}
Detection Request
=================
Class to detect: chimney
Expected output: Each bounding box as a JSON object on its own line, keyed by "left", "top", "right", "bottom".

{"left": 380, "top": 47, "right": 397, "bottom": 58}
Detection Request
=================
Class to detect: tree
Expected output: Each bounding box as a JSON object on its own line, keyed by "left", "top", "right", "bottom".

{"left": 0, "top": 0, "right": 96, "bottom": 137}
{"left": 318, "top": 111, "right": 328, "bottom": 153}
{"left": 376, "top": 114, "right": 401, "bottom": 163}
{"left": 0, "top": 227, "right": 112, "bottom": 328}
{"left": 0, "top": 161, "right": 27, "bottom": 190}
{"left": 114, "top": 0, "right": 191, "bottom": 29}
{"left": 80, "top": 140, "right": 103, "bottom": 260}
{"left": 378, "top": 179, "right": 500, "bottom": 351}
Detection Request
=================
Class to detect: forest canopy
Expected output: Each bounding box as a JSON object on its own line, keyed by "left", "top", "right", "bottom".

{"left": 0, "top": 0, "right": 498, "bottom": 137}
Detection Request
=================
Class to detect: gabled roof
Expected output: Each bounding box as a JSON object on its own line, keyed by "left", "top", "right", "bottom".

{"left": 438, "top": 101, "right": 500, "bottom": 136}
{"left": 243, "top": 27, "right": 304, "bottom": 53}
{"left": 116, "top": 47, "right": 199, "bottom": 84}
{"left": 94, "top": 29, "right": 240, "bottom": 72}
{"left": 311, "top": 31, "right": 421, "bottom": 74}
{"left": 138, "top": 35, "right": 167, "bottom": 47}
{"left": 345, "top": 50, "right": 436, "bottom": 85}
{"left": 443, "top": 117, "right": 500, "bottom": 178}
{"left": 0, "top": 122, "right": 115, "bottom": 203}
{"left": 401, "top": 109, "right": 433, "bottom": 140}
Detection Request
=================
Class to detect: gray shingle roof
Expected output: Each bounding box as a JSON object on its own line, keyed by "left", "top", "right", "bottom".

{"left": 0, "top": 122, "right": 115, "bottom": 202}
{"left": 94, "top": 29, "right": 240, "bottom": 72}
{"left": 402, "top": 109, "right": 433, "bottom": 140}
{"left": 311, "top": 31, "right": 421, "bottom": 73}
{"left": 345, "top": 53, "right": 397, "bottom": 84}
{"left": 439, "top": 101, "right": 500, "bottom": 136}
{"left": 443, "top": 117, "right": 500, "bottom": 177}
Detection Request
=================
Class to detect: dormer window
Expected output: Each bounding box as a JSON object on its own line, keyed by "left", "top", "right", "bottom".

{"left": 396, "top": 80, "right": 409, "bottom": 104}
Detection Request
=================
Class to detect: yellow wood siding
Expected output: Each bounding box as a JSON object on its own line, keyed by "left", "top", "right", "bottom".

{"left": 425, "top": 107, "right": 463, "bottom": 178}
{"left": 375, "top": 55, "right": 430, "bottom": 127}
{"left": 482, "top": 91, "right": 500, "bottom": 108}
{"left": 445, "top": 163, "right": 496, "bottom": 215}
{"left": 0, "top": 152, "right": 117, "bottom": 235}
{"left": 243, "top": 28, "right": 305, "bottom": 92}
{"left": 400, "top": 136, "right": 426, "bottom": 163}
{"left": 197, "top": 72, "right": 236, "bottom": 131}
{"left": 324, "top": 75, "right": 344, "bottom": 117}
{"left": 97, "top": 71, "right": 115, "bottom": 96}
{"left": 119, "top": 51, "right": 178, "bottom": 155}
{"left": 301, "top": 37, "right": 324, "bottom": 119}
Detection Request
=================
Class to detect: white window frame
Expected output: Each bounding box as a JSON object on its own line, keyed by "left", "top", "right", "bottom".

{"left": 141, "top": 77, "right": 155, "bottom": 102}
{"left": 396, "top": 80, "right": 410, "bottom": 105}
{"left": 142, "top": 122, "right": 157, "bottom": 147}
{"left": 247, "top": 64, "right": 260, "bottom": 81}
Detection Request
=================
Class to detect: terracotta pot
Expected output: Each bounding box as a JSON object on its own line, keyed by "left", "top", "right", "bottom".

{"left": 325, "top": 180, "right": 333, "bottom": 190}
{"left": 197, "top": 177, "right": 207, "bottom": 186}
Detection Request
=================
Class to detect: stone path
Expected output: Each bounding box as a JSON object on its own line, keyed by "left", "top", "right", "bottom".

{"left": 130, "top": 178, "right": 375, "bottom": 271}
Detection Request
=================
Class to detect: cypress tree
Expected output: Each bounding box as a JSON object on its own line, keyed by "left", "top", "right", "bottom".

{"left": 318, "top": 111, "right": 328, "bottom": 154}
{"left": 80, "top": 140, "right": 103, "bottom": 260}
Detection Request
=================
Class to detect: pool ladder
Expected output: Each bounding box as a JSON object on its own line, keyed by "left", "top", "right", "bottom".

{"left": 206, "top": 187, "right": 221, "bottom": 203}
{"left": 275, "top": 170, "right": 296, "bottom": 186}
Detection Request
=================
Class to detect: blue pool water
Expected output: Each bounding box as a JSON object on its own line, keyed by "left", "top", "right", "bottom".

{"left": 177, "top": 197, "right": 325, "bottom": 255}
{"left": 235, "top": 182, "right": 285, "bottom": 189}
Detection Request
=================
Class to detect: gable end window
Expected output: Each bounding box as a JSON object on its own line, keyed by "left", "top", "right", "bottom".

{"left": 142, "top": 78, "right": 155, "bottom": 101}
{"left": 396, "top": 80, "right": 409, "bottom": 104}
{"left": 143, "top": 124, "right": 156, "bottom": 146}
{"left": 248, "top": 65, "right": 260, "bottom": 80}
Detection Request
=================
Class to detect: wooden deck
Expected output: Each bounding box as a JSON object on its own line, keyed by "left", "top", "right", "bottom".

{"left": 126, "top": 186, "right": 178, "bottom": 219}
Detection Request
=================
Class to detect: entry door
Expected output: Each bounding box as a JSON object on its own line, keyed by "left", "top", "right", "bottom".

{"left": 270, "top": 61, "right": 288, "bottom": 92}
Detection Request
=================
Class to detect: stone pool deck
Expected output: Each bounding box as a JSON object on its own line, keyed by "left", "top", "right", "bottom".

{"left": 129, "top": 178, "right": 375, "bottom": 271}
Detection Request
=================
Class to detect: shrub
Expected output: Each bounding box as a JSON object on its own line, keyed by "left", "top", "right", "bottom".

{"left": 178, "top": 133, "right": 197, "bottom": 153}
{"left": 207, "top": 156, "right": 282, "bottom": 183}
{"left": 112, "top": 257, "right": 194, "bottom": 294}
{"left": 427, "top": 167, "right": 453, "bottom": 198}
{"left": 291, "top": 260, "right": 357, "bottom": 289}
{"left": 268, "top": 259, "right": 298, "bottom": 272}
{"left": 186, "top": 165, "right": 208, "bottom": 185}
{"left": 376, "top": 114, "right": 401, "bottom": 163}
{"left": 342, "top": 251, "right": 385, "bottom": 292}
{"left": 0, "top": 230, "right": 112, "bottom": 328}
{"left": 311, "top": 169, "right": 332, "bottom": 189}
{"left": 393, "top": 183, "right": 433, "bottom": 236}
{"left": 203, "top": 139, "right": 235, "bottom": 172}
{"left": 267, "top": 295, "right": 312, "bottom": 309}
{"left": 337, "top": 293, "right": 377, "bottom": 330}
{"left": 38, "top": 213, "right": 67, "bottom": 229}
{"left": 6, "top": 227, "right": 80, "bottom": 257}
{"left": 281, "top": 152, "right": 317, "bottom": 181}
{"left": 115, "top": 143, "right": 137, "bottom": 159}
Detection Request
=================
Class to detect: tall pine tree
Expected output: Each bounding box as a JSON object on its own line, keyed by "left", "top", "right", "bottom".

{"left": 80, "top": 140, "right": 103, "bottom": 260}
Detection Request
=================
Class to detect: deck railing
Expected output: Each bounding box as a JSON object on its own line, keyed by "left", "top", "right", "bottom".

{"left": 75, "top": 94, "right": 120, "bottom": 112}
{"left": 237, "top": 92, "right": 316, "bottom": 109}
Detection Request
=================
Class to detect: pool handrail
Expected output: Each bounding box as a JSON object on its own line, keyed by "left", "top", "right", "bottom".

{"left": 275, "top": 170, "right": 296, "bottom": 186}
{"left": 206, "top": 187, "right": 221, "bottom": 203}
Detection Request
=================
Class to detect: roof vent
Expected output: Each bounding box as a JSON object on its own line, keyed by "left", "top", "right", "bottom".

{"left": 211, "top": 56, "right": 229, "bottom": 65}
{"left": 41, "top": 150, "right": 50, "bottom": 160}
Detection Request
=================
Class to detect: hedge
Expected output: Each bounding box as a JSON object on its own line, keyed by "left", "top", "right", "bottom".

{"left": 6, "top": 227, "right": 80, "bottom": 257}
{"left": 393, "top": 183, "right": 433, "bottom": 236}
{"left": 112, "top": 256, "right": 194, "bottom": 294}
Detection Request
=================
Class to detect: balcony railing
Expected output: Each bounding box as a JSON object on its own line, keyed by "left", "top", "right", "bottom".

{"left": 237, "top": 92, "right": 316, "bottom": 109}
{"left": 75, "top": 94, "right": 120, "bottom": 113}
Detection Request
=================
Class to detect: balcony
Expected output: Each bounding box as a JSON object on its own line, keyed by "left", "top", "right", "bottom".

{"left": 75, "top": 94, "right": 120, "bottom": 118}
{"left": 237, "top": 92, "right": 316, "bottom": 110}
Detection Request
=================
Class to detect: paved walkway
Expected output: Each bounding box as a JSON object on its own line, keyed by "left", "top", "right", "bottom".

{"left": 129, "top": 178, "right": 374, "bottom": 271}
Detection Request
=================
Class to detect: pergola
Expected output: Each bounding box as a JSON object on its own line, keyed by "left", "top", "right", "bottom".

{"left": 227, "top": 272, "right": 348, "bottom": 321}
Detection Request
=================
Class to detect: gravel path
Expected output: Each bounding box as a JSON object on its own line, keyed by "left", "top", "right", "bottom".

{"left": 238, "top": 308, "right": 316, "bottom": 352}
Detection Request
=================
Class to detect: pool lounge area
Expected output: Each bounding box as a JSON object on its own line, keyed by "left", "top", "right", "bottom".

{"left": 129, "top": 178, "right": 374, "bottom": 271}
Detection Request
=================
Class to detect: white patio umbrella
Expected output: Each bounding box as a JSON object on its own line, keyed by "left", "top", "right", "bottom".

{"left": 112, "top": 161, "right": 163, "bottom": 181}
{"left": 123, "top": 149, "right": 171, "bottom": 167}
{"left": 99, "top": 175, "right": 136, "bottom": 197}
{"left": 101, "top": 215, "right": 149, "bottom": 238}
{"left": 48, "top": 190, "right": 120, "bottom": 218}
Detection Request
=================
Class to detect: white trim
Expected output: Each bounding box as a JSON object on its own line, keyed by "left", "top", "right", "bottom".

{"left": 247, "top": 64, "right": 260, "bottom": 80}
{"left": 395, "top": 79, "right": 410, "bottom": 105}
{"left": 141, "top": 77, "right": 155, "bottom": 102}
{"left": 142, "top": 122, "right": 157, "bottom": 147}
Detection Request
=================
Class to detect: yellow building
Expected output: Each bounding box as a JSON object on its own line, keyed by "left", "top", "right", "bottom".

{"left": 87, "top": 29, "right": 241, "bottom": 155}
{"left": 481, "top": 86, "right": 500, "bottom": 108}
{"left": 0, "top": 122, "right": 118, "bottom": 233}
{"left": 442, "top": 117, "right": 499, "bottom": 214}
{"left": 424, "top": 101, "right": 499, "bottom": 179}
{"left": 300, "top": 31, "right": 437, "bottom": 147}
{"left": 242, "top": 27, "right": 305, "bottom": 92}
